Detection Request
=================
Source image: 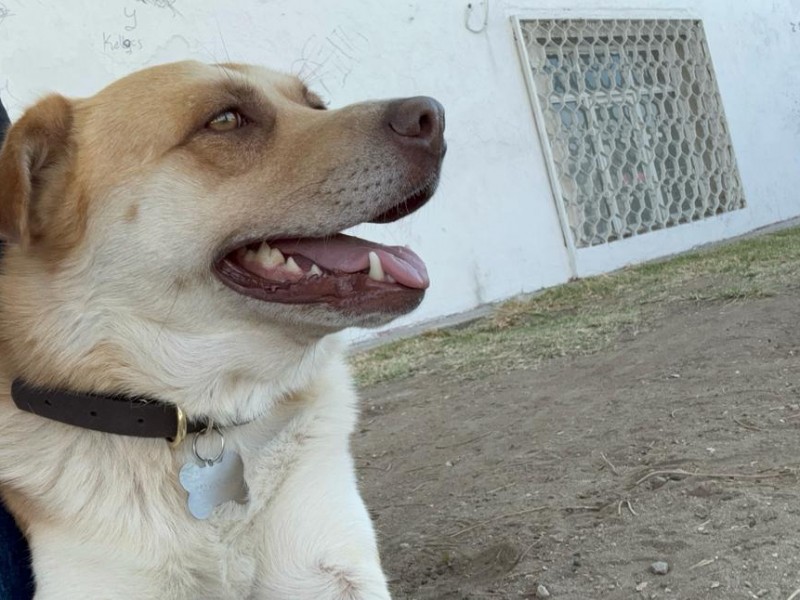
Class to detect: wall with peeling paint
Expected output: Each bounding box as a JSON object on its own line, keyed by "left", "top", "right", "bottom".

{"left": 0, "top": 1, "right": 799, "bottom": 341}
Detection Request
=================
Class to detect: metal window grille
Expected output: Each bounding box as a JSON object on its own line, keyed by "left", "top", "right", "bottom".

{"left": 518, "top": 19, "right": 746, "bottom": 248}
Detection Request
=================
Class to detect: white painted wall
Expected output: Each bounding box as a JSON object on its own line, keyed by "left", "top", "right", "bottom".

{"left": 0, "top": 0, "right": 798, "bottom": 341}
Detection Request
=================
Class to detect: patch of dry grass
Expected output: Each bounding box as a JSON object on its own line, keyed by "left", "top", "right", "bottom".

{"left": 351, "top": 227, "right": 800, "bottom": 387}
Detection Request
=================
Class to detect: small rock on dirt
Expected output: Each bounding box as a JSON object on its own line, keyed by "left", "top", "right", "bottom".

{"left": 536, "top": 583, "right": 551, "bottom": 598}
{"left": 650, "top": 561, "right": 669, "bottom": 575}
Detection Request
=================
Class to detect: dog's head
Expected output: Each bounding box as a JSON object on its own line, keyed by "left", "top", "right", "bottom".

{"left": 0, "top": 61, "right": 445, "bottom": 331}
{"left": 0, "top": 61, "right": 445, "bottom": 419}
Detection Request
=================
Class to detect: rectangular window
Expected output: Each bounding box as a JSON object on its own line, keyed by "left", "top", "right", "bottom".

{"left": 518, "top": 19, "right": 746, "bottom": 248}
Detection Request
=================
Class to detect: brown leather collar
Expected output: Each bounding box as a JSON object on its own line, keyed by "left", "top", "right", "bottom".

{"left": 10, "top": 379, "right": 206, "bottom": 444}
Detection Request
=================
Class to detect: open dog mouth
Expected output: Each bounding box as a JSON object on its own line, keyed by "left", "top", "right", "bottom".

{"left": 213, "top": 181, "right": 437, "bottom": 316}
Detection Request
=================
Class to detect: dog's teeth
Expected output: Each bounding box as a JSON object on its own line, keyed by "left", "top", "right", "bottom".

{"left": 255, "top": 243, "right": 272, "bottom": 263}
{"left": 270, "top": 249, "right": 286, "bottom": 265}
{"left": 386, "top": 275, "right": 396, "bottom": 284}
{"left": 308, "top": 264, "right": 323, "bottom": 277}
{"left": 285, "top": 257, "right": 302, "bottom": 274}
{"left": 368, "top": 251, "right": 385, "bottom": 281}
{"left": 259, "top": 248, "right": 285, "bottom": 268}
{"left": 244, "top": 249, "right": 258, "bottom": 262}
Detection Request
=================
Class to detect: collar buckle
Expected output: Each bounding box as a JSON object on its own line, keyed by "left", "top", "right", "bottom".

{"left": 168, "top": 406, "right": 187, "bottom": 448}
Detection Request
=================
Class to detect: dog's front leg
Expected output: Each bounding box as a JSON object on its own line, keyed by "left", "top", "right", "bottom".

{"left": 253, "top": 446, "right": 391, "bottom": 600}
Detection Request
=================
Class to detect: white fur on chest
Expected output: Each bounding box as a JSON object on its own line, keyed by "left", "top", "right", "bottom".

{"left": 0, "top": 357, "right": 388, "bottom": 600}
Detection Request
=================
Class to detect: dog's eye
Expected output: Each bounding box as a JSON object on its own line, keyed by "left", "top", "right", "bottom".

{"left": 206, "top": 110, "right": 248, "bottom": 131}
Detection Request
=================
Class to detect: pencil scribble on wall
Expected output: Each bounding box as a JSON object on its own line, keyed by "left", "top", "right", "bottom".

{"left": 0, "top": 3, "right": 14, "bottom": 28}
{"left": 293, "top": 26, "right": 369, "bottom": 96}
{"left": 135, "top": 0, "right": 180, "bottom": 17}
{"left": 103, "top": 7, "right": 145, "bottom": 55}
{"left": 124, "top": 7, "right": 138, "bottom": 32}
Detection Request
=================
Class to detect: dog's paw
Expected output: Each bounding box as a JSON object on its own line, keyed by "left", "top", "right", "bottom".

{"left": 315, "top": 562, "right": 391, "bottom": 600}
{"left": 259, "top": 561, "right": 390, "bottom": 600}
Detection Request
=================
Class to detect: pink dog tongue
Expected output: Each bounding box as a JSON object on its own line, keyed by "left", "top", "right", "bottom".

{"left": 271, "top": 234, "right": 429, "bottom": 289}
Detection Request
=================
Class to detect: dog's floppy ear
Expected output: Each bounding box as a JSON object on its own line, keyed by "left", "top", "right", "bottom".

{"left": 0, "top": 94, "right": 73, "bottom": 246}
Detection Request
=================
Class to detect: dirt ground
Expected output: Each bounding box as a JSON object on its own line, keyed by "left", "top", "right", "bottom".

{"left": 354, "top": 289, "right": 800, "bottom": 599}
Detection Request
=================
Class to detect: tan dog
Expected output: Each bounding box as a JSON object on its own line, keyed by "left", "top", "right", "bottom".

{"left": 0, "top": 61, "right": 445, "bottom": 599}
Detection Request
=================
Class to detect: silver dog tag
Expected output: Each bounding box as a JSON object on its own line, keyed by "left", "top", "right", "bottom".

{"left": 179, "top": 450, "right": 249, "bottom": 519}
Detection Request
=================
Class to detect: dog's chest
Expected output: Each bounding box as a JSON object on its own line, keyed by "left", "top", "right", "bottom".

{"left": 170, "top": 407, "right": 324, "bottom": 597}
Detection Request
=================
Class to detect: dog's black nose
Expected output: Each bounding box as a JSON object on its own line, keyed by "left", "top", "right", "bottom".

{"left": 385, "top": 97, "right": 445, "bottom": 157}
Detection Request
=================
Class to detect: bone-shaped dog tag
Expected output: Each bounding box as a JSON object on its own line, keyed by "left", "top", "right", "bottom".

{"left": 179, "top": 451, "right": 249, "bottom": 520}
